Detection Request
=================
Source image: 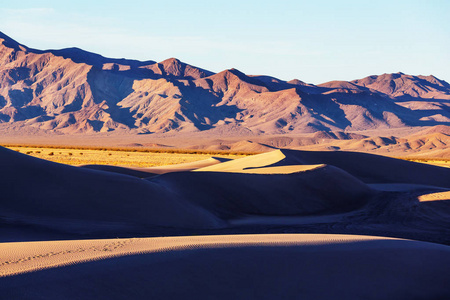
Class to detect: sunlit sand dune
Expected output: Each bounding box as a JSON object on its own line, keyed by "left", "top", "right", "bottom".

{"left": 81, "top": 157, "right": 231, "bottom": 177}
{"left": 196, "top": 150, "right": 288, "bottom": 172}
{"left": 1, "top": 145, "right": 450, "bottom": 298}
{"left": 0, "top": 146, "right": 376, "bottom": 233}
{"left": 419, "top": 191, "right": 450, "bottom": 202}
{"left": 142, "top": 156, "right": 231, "bottom": 173}
{"left": 1, "top": 234, "right": 450, "bottom": 299}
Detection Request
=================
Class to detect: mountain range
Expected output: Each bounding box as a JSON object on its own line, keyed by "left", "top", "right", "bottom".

{"left": 1, "top": 31, "right": 450, "bottom": 136}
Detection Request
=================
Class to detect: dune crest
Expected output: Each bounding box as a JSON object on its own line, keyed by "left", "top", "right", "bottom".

{"left": 195, "top": 149, "right": 288, "bottom": 172}
{"left": 0, "top": 234, "right": 397, "bottom": 277}
{"left": 419, "top": 191, "right": 450, "bottom": 202}
{"left": 1, "top": 234, "right": 450, "bottom": 299}
{"left": 1, "top": 144, "right": 450, "bottom": 298}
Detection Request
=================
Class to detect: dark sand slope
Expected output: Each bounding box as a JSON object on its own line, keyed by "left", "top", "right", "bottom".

{"left": 1, "top": 235, "right": 450, "bottom": 300}
{"left": 260, "top": 149, "right": 450, "bottom": 187}
{"left": 189, "top": 149, "right": 450, "bottom": 244}
{"left": 154, "top": 165, "right": 373, "bottom": 219}
{"left": 81, "top": 157, "right": 232, "bottom": 177}
{"left": 0, "top": 147, "right": 375, "bottom": 235}
{"left": 1, "top": 148, "right": 450, "bottom": 299}
{"left": 0, "top": 146, "right": 223, "bottom": 232}
{"left": 197, "top": 148, "right": 450, "bottom": 188}
{"left": 2, "top": 146, "right": 450, "bottom": 241}
{"left": 80, "top": 164, "right": 159, "bottom": 178}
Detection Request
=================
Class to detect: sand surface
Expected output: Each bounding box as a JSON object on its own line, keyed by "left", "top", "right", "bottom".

{"left": 1, "top": 146, "right": 450, "bottom": 298}
{"left": 0, "top": 234, "right": 400, "bottom": 277}
{"left": 419, "top": 191, "right": 450, "bottom": 202}
{"left": 1, "top": 234, "right": 450, "bottom": 299}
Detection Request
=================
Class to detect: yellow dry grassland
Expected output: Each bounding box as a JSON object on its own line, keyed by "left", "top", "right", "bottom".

{"left": 398, "top": 158, "right": 450, "bottom": 168}
{"left": 5, "top": 146, "right": 246, "bottom": 167}
{"left": 410, "top": 160, "right": 450, "bottom": 168}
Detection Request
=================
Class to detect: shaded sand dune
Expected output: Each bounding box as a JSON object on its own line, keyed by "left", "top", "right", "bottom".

{"left": 0, "top": 146, "right": 375, "bottom": 234}
{"left": 277, "top": 149, "right": 450, "bottom": 188}
{"left": 0, "top": 146, "right": 222, "bottom": 231}
{"left": 1, "top": 146, "right": 450, "bottom": 240}
{"left": 80, "top": 164, "right": 159, "bottom": 178}
{"left": 81, "top": 157, "right": 231, "bottom": 177}
{"left": 1, "top": 234, "right": 450, "bottom": 299}
{"left": 197, "top": 149, "right": 450, "bottom": 188}
{"left": 142, "top": 156, "right": 231, "bottom": 174}
{"left": 153, "top": 165, "right": 373, "bottom": 218}
{"left": 2, "top": 146, "right": 450, "bottom": 298}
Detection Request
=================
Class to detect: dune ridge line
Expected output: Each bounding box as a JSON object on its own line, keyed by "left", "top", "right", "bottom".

{"left": 0, "top": 234, "right": 404, "bottom": 277}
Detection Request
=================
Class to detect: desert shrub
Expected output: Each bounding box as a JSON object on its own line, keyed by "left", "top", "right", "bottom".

{"left": 48, "top": 152, "right": 54, "bottom": 156}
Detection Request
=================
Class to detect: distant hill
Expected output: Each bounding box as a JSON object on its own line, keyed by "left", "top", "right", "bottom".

{"left": 1, "top": 31, "right": 449, "bottom": 135}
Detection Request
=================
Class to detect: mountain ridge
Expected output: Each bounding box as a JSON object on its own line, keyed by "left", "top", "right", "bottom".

{"left": 1, "top": 31, "right": 449, "bottom": 135}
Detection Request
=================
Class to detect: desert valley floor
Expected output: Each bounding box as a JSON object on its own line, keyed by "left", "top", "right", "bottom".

{"left": 1, "top": 141, "right": 450, "bottom": 299}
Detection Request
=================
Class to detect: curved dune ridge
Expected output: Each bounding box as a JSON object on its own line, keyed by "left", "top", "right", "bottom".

{"left": 1, "top": 234, "right": 450, "bottom": 299}
{"left": 419, "top": 191, "right": 450, "bottom": 202}
{"left": 276, "top": 149, "right": 450, "bottom": 187}
{"left": 0, "top": 146, "right": 377, "bottom": 233}
{"left": 1, "top": 145, "right": 450, "bottom": 240}
{"left": 141, "top": 156, "right": 231, "bottom": 174}
{"left": 0, "top": 146, "right": 223, "bottom": 230}
{"left": 229, "top": 164, "right": 325, "bottom": 174}
{"left": 152, "top": 165, "right": 373, "bottom": 218}
{"left": 192, "top": 150, "right": 325, "bottom": 174}
{"left": 0, "top": 234, "right": 393, "bottom": 277}
{"left": 195, "top": 150, "right": 328, "bottom": 175}
{"left": 195, "top": 150, "right": 288, "bottom": 172}
{"left": 81, "top": 157, "right": 231, "bottom": 177}
{"left": 195, "top": 149, "right": 450, "bottom": 187}
{"left": 2, "top": 146, "right": 450, "bottom": 298}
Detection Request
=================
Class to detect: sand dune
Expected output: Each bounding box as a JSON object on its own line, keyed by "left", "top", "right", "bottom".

{"left": 196, "top": 150, "right": 288, "bottom": 172}
{"left": 198, "top": 148, "right": 450, "bottom": 187}
{"left": 142, "top": 156, "right": 231, "bottom": 174}
{"left": 0, "top": 234, "right": 395, "bottom": 277}
{"left": 154, "top": 165, "right": 373, "bottom": 218}
{"left": 278, "top": 149, "right": 450, "bottom": 188}
{"left": 226, "top": 164, "right": 325, "bottom": 174}
{"left": 419, "top": 191, "right": 450, "bottom": 202}
{"left": 2, "top": 146, "right": 450, "bottom": 237}
{"left": 0, "top": 146, "right": 378, "bottom": 234}
{"left": 0, "top": 146, "right": 223, "bottom": 231}
{"left": 81, "top": 156, "right": 231, "bottom": 177}
{"left": 1, "top": 145, "right": 450, "bottom": 298}
{"left": 1, "top": 234, "right": 450, "bottom": 299}
{"left": 80, "top": 164, "right": 159, "bottom": 177}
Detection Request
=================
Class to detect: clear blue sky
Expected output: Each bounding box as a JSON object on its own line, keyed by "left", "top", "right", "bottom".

{"left": 1, "top": 0, "right": 449, "bottom": 84}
